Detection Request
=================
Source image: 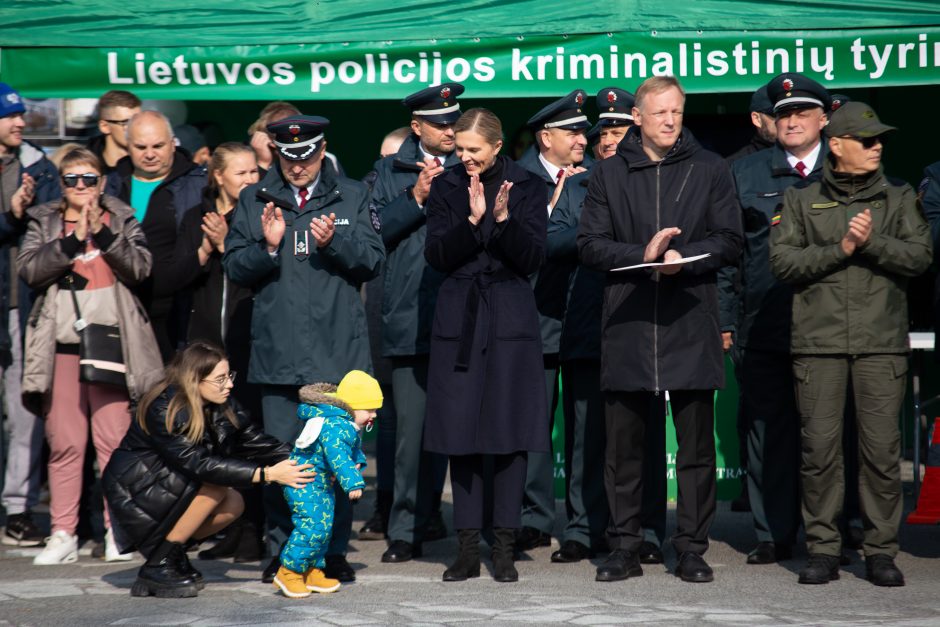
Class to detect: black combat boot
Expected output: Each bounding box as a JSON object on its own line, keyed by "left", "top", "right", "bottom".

{"left": 442, "top": 529, "right": 481, "bottom": 582}
{"left": 131, "top": 540, "right": 198, "bottom": 598}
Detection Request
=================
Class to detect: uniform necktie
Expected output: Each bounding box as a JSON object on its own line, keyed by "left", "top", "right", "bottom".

{"left": 795, "top": 161, "right": 808, "bottom": 178}
{"left": 433, "top": 157, "right": 442, "bottom": 167}
{"left": 298, "top": 188, "right": 309, "bottom": 209}
{"left": 555, "top": 169, "right": 565, "bottom": 183}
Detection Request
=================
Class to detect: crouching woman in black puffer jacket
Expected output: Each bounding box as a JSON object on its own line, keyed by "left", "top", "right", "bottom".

{"left": 103, "top": 342, "right": 314, "bottom": 598}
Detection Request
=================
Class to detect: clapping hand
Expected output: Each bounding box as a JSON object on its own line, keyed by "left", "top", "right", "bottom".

{"left": 261, "top": 202, "right": 286, "bottom": 253}
{"left": 10, "top": 173, "right": 35, "bottom": 219}
{"left": 493, "top": 180, "right": 513, "bottom": 223}
{"left": 841, "top": 209, "right": 872, "bottom": 256}
{"left": 644, "top": 227, "right": 682, "bottom": 263}
{"left": 310, "top": 212, "right": 336, "bottom": 248}
{"left": 202, "top": 212, "right": 229, "bottom": 253}
{"left": 413, "top": 156, "right": 445, "bottom": 206}
{"left": 468, "top": 174, "right": 486, "bottom": 225}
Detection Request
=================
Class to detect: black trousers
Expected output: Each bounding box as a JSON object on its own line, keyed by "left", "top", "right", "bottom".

{"left": 450, "top": 453, "right": 527, "bottom": 530}
{"left": 605, "top": 390, "right": 716, "bottom": 555}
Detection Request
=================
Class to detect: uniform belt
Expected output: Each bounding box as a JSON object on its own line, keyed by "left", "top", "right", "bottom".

{"left": 455, "top": 268, "right": 518, "bottom": 370}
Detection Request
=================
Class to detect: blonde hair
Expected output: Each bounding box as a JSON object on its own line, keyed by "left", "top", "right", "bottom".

{"left": 634, "top": 76, "right": 686, "bottom": 111}
{"left": 50, "top": 143, "right": 89, "bottom": 169}
{"left": 248, "top": 101, "right": 301, "bottom": 135}
{"left": 454, "top": 108, "right": 503, "bottom": 145}
{"left": 208, "top": 142, "right": 256, "bottom": 192}
{"left": 137, "top": 342, "right": 235, "bottom": 443}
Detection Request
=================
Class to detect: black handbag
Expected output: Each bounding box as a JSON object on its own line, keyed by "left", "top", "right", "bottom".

{"left": 66, "top": 275, "right": 127, "bottom": 389}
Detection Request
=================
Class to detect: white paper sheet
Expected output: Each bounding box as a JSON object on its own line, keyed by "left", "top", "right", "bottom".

{"left": 611, "top": 253, "right": 712, "bottom": 272}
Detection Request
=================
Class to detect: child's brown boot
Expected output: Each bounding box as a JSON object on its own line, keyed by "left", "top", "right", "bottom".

{"left": 273, "top": 565, "right": 311, "bottom": 598}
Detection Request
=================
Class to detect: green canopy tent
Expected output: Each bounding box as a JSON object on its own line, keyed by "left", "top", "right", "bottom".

{"left": 1, "top": 0, "right": 939, "bottom": 99}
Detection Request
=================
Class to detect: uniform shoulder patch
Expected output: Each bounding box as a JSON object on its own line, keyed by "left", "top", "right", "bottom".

{"left": 369, "top": 202, "right": 382, "bottom": 233}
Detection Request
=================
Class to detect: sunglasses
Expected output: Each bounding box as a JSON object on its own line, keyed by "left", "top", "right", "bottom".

{"left": 843, "top": 135, "right": 882, "bottom": 149}
{"left": 62, "top": 174, "right": 101, "bottom": 188}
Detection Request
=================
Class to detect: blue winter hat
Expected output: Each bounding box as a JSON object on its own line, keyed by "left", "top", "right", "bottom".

{"left": 0, "top": 83, "right": 26, "bottom": 118}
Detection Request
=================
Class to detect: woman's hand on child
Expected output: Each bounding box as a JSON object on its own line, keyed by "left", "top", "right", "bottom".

{"left": 269, "top": 459, "right": 315, "bottom": 488}
{"left": 348, "top": 489, "right": 363, "bottom": 501}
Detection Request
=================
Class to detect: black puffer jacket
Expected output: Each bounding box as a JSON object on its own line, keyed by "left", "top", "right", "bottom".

{"left": 102, "top": 388, "right": 290, "bottom": 557}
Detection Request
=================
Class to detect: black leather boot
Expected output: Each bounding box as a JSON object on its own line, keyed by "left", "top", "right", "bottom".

{"left": 492, "top": 528, "right": 519, "bottom": 583}
{"left": 131, "top": 540, "right": 198, "bottom": 598}
{"left": 442, "top": 529, "right": 481, "bottom": 582}
{"left": 198, "top": 518, "right": 244, "bottom": 560}
{"left": 172, "top": 543, "right": 205, "bottom": 590}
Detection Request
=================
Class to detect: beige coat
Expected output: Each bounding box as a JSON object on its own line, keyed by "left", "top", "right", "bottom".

{"left": 18, "top": 195, "right": 163, "bottom": 405}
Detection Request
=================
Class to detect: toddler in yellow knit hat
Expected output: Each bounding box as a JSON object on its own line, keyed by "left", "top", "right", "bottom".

{"left": 273, "top": 370, "right": 382, "bottom": 598}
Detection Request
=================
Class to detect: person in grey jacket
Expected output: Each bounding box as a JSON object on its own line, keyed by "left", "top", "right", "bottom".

{"left": 18, "top": 147, "right": 162, "bottom": 566}
{"left": 223, "top": 115, "right": 384, "bottom": 584}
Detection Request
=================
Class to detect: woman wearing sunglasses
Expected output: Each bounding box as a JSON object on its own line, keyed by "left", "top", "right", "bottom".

{"left": 16, "top": 147, "right": 164, "bottom": 565}
{"left": 102, "top": 342, "right": 311, "bottom": 598}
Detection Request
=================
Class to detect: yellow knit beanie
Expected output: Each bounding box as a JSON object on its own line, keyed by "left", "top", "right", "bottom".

{"left": 333, "top": 370, "right": 383, "bottom": 410}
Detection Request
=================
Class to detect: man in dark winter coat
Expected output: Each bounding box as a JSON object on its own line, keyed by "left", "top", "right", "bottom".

{"left": 514, "top": 89, "right": 590, "bottom": 554}
{"left": 105, "top": 110, "right": 206, "bottom": 361}
{"left": 369, "top": 84, "right": 464, "bottom": 564}
{"left": 577, "top": 76, "right": 742, "bottom": 584}
{"left": 0, "top": 82, "right": 61, "bottom": 547}
{"left": 224, "top": 115, "right": 384, "bottom": 584}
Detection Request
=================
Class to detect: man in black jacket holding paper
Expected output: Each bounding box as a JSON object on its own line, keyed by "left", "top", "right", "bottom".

{"left": 577, "top": 76, "right": 742, "bottom": 583}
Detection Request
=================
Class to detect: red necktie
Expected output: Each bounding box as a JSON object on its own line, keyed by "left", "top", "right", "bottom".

{"left": 433, "top": 157, "right": 442, "bottom": 167}
{"left": 795, "top": 161, "right": 808, "bottom": 178}
{"left": 555, "top": 169, "right": 565, "bottom": 183}
{"left": 298, "top": 188, "right": 309, "bottom": 209}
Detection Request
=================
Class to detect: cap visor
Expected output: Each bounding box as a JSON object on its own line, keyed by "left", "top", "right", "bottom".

{"left": 416, "top": 111, "right": 460, "bottom": 125}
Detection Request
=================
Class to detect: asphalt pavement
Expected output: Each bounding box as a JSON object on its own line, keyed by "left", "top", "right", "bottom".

{"left": 1, "top": 464, "right": 938, "bottom": 626}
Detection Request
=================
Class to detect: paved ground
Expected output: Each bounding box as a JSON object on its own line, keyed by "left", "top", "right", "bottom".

{"left": 2, "top": 466, "right": 939, "bottom": 626}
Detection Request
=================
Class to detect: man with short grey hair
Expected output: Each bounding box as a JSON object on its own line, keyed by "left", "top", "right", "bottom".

{"left": 106, "top": 110, "right": 206, "bottom": 360}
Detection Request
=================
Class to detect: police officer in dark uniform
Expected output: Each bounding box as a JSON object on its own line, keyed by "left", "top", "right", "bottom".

{"left": 514, "top": 90, "right": 590, "bottom": 553}
{"left": 726, "top": 85, "right": 777, "bottom": 165}
{"left": 369, "top": 84, "right": 466, "bottom": 564}
{"left": 719, "top": 73, "right": 831, "bottom": 565}
{"left": 224, "top": 115, "right": 385, "bottom": 583}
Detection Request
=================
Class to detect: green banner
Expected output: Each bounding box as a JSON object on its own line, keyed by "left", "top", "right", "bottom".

{"left": 2, "top": 27, "right": 939, "bottom": 100}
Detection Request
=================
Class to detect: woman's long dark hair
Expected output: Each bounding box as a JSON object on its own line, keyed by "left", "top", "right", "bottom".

{"left": 137, "top": 342, "right": 235, "bottom": 442}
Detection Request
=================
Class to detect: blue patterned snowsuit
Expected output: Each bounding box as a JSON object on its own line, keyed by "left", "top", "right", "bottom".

{"left": 280, "top": 402, "right": 366, "bottom": 573}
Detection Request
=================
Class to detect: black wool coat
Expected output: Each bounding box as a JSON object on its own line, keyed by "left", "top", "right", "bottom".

{"left": 423, "top": 156, "right": 549, "bottom": 455}
{"left": 577, "top": 127, "right": 743, "bottom": 393}
{"left": 102, "top": 390, "right": 290, "bottom": 557}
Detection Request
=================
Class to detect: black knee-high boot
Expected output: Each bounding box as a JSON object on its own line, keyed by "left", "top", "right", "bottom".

{"left": 492, "top": 528, "right": 519, "bottom": 583}
{"left": 131, "top": 540, "right": 198, "bottom": 598}
{"left": 443, "top": 529, "right": 481, "bottom": 582}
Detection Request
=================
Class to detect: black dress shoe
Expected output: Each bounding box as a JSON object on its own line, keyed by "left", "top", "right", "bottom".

{"left": 514, "top": 526, "right": 551, "bottom": 552}
{"left": 595, "top": 549, "right": 643, "bottom": 582}
{"left": 324, "top": 554, "right": 356, "bottom": 582}
{"left": 746, "top": 541, "right": 792, "bottom": 564}
{"left": 551, "top": 540, "right": 591, "bottom": 563}
{"left": 866, "top": 554, "right": 904, "bottom": 587}
{"left": 798, "top": 554, "right": 840, "bottom": 584}
{"left": 381, "top": 540, "right": 422, "bottom": 563}
{"left": 261, "top": 556, "right": 279, "bottom": 584}
{"left": 637, "top": 541, "right": 664, "bottom": 565}
{"left": 675, "top": 552, "right": 714, "bottom": 583}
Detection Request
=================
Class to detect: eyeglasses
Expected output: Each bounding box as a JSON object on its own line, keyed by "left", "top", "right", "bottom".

{"left": 61, "top": 173, "right": 101, "bottom": 188}
{"left": 842, "top": 135, "right": 881, "bottom": 149}
{"left": 202, "top": 371, "right": 236, "bottom": 389}
{"left": 104, "top": 119, "right": 131, "bottom": 128}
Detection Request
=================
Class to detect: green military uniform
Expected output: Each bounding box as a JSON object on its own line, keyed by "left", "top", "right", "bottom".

{"left": 769, "top": 141, "right": 931, "bottom": 560}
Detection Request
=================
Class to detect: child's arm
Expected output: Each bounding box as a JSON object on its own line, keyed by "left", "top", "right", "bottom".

{"left": 322, "top": 422, "right": 366, "bottom": 496}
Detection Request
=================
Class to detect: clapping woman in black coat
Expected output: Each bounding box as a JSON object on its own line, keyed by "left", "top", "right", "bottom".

{"left": 103, "top": 342, "right": 313, "bottom": 598}
{"left": 423, "top": 108, "right": 548, "bottom": 583}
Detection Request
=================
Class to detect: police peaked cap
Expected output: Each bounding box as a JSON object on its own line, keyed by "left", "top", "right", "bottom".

{"left": 528, "top": 89, "right": 591, "bottom": 131}
{"left": 267, "top": 115, "right": 329, "bottom": 161}
{"left": 403, "top": 83, "right": 465, "bottom": 125}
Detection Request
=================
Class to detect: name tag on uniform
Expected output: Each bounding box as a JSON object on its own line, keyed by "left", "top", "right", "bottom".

{"left": 811, "top": 202, "right": 839, "bottom": 209}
